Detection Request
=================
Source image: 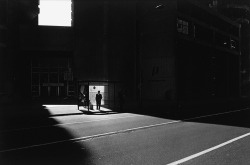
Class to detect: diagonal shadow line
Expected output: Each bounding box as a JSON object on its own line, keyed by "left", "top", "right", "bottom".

{"left": 79, "top": 110, "right": 119, "bottom": 115}
{"left": 47, "top": 110, "right": 119, "bottom": 117}
{"left": 1, "top": 103, "right": 93, "bottom": 165}
{"left": 49, "top": 112, "right": 85, "bottom": 117}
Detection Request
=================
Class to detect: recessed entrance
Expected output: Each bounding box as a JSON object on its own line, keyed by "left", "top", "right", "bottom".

{"left": 77, "top": 81, "right": 121, "bottom": 111}
{"left": 89, "top": 85, "right": 105, "bottom": 106}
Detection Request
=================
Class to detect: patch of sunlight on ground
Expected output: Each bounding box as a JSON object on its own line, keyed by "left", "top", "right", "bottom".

{"left": 43, "top": 104, "right": 115, "bottom": 117}
{"left": 43, "top": 104, "right": 78, "bottom": 115}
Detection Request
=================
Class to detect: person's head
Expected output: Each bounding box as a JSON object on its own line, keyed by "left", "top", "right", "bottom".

{"left": 98, "top": 91, "right": 100, "bottom": 94}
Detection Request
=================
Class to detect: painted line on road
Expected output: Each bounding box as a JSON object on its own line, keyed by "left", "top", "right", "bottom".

{"left": 0, "top": 120, "right": 181, "bottom": 153}
{"left": 2, "top": 108, "right": 248, "bottom": 153}
{"left": 166, "top": 132, "right": 250, "bottom": 165}
{"left": 75, "top": 120, "right": 181, "bottom": 142}
{"left": 0, "top": 114, "right": 139, "bottom": 133}
{"left": 183, "top": 107, "right": 249, "bottom": 121}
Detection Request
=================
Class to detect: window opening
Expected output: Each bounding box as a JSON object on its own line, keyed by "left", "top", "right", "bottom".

{"left": 38, "top": 0, "right": 72, "bottom": 27}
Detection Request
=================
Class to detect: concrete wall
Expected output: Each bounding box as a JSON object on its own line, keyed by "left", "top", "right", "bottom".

{"left": 139, "top": 1, "right": 177, "bottom": 102}
{"left": 74, "top": 0, "right": 137, "bottom": 100}
{"left": 0, "top": 0, "right": 20, "bottom": 104}
{"left": 20, "top": 26, "right": 74, "bottom": 51}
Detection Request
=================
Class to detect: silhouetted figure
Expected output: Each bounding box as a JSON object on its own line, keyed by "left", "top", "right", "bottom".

{"left": 118, "top": 90, "right": 125, "bottom": 111}
{"left": 82, "top": 92, "right": 88, "bottom": 108}
{"left": 95, "top": 91, "right": 102, "bottom": 110}
{"left": 78, "top": 91, "right": 84, "bottom": 108}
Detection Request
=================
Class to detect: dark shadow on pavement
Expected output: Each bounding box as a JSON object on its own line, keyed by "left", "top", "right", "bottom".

{"left": 184, "top": 108, "right": 250, "bottom": 129}
{"left": 0, "top": 103, "right": 93, "bottom": 165}
{"left": 122, "top": 98, "right": 250, "bottom": 129}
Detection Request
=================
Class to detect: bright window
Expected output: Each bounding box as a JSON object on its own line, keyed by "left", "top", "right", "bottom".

{"left": 39, "top": 0, "right": 72, "bottom": 27}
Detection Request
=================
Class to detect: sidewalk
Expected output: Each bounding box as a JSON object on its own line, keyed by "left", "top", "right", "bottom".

{"left": 0, "top": 103, "right": 117, "bottom": 131}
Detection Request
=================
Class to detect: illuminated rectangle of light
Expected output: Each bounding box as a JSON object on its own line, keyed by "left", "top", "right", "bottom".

{"left": 89, "top": 86, "right": 105, "bottom": 106}
{"left": 39, "top": 0, "right": 72, "bottom": 27}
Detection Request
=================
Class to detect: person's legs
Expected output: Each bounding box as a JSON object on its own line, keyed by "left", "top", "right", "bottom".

{"left": 98, "top": 102, "right": 101, "bottom": 110}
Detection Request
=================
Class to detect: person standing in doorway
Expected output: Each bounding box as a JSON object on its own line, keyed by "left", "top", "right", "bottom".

{"left": 95, "top": 91, "right": 102, "bottom": 110}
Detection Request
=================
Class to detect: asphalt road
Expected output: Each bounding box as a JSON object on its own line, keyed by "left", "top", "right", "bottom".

{"left": 1, "top": 105, "right": 250, "bottom": 165}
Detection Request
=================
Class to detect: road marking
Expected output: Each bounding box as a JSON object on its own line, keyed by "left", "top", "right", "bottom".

{"left": 75, "top": 120, "right": 181, "bottom": 141}
{"left": 166, "top": 132, "right": 250, "bottom": 165}
{"left": 183, "top": 107, "right": 249, "bottom": 121}
{"left": 0, "top": 114, "right": 139, "bottom": 133}
{"left": 0, "top": 120, "right": 180, "bottom": 153}
{"left": 1, "top": 108, "right": 248, "bottom": 153}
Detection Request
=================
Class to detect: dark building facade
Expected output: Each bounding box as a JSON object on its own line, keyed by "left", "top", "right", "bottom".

{"left": 217, "top": 0, "right": 250, "bottom": 97}
{"left": 0, "top": 0, "right": 248, "bottom": 115}
{"left": 138, "top": 0, "right": 243, "bottom": 115}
